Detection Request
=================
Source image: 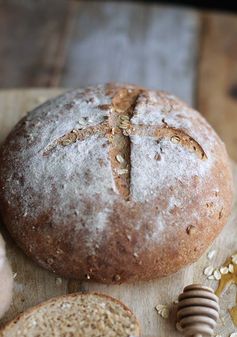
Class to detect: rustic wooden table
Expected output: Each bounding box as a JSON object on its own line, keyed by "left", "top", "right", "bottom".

{"left": 1, "top": 1, "right": 237, "bottom": 161}
{"left": 0, "top": 1, "right": 237, "bottom": 336}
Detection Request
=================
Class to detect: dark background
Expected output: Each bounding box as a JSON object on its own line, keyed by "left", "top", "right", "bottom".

{"left": 126, "top": 0, "right": 237, "bottom": 11}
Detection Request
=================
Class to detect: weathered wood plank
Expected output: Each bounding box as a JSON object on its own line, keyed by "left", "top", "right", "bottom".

{"left": 0, "top": 1, "right": 75, "bottom": 88}
{"left": 197, "top": 12, "right": 237, "bottom": 162}
{"left": 61, "top": 2, "right": 200, "bottom": 105}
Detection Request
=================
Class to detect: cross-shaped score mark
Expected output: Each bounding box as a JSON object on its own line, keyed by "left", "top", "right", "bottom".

{"left": 43, "top": 89, "right": 207, "bottom": 201}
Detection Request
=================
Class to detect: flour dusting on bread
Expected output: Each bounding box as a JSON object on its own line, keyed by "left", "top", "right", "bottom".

{"left": 0, "top": 83, "right": 233, "bottom": 283}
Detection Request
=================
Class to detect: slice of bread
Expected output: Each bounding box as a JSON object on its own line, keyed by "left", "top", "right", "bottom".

{"left": 0, "top": 292, "right": 140, "bottom": 337}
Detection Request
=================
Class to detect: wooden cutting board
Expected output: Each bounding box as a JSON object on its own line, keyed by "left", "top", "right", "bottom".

{"left": 0, "top": 89, "right": 236, "bottom": 337}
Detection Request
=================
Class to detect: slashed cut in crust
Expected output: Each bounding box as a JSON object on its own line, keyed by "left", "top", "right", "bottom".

{"left": 0, "top": 83, "right": 233, "bottom": 283}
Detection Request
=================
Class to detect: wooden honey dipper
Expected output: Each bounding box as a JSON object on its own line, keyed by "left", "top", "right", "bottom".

{"left": 177, "top": 284, "right": 220, "bottom": 337}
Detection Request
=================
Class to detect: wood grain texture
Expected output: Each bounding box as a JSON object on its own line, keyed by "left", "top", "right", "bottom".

{"left": 0, "top": 1, "right": 75, "bottom": 88}
{"left": 198, "top": 12, "right": 237, "bottom": 162}
{"left": 61, "top": 1, "right": 200, "bottom": 105}
{"left": 0, "top": 0, "right": 200, "bottom": 101}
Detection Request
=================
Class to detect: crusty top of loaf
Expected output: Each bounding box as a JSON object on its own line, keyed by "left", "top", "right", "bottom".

{"left": 0, "top": 83, "right": 233, "bottom": 282}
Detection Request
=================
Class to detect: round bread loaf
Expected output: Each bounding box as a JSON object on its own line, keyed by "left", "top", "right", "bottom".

{"left": 0, "top": 292, "right": 140, "bottom": 337}
{"left": 0, "top": 83, "right": 233, "bottom": 283}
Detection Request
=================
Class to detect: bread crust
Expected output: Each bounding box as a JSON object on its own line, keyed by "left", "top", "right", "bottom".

{"left": 0, "top": 292, "right": 140, "bottom": 336}
{"left": 0, "top": 83, "right": 233, "bottom": 283}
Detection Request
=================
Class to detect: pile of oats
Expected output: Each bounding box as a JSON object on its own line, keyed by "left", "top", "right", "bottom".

{"left": 155, "top": 304, "right": 169, "bottom": 319}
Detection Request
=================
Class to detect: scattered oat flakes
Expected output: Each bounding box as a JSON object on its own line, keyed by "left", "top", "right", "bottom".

{"left": 230, "top": 333, "right": 237, "bottom": 337}
{"left": 155, "top": 304, "right": 169, "bottom": 319}
{"left": 208, "top": 275, "right": 215, "bottom": 280}
{"left": 229, "top": 264, "right": 234, "bottom": 273}
{"left": 232, "top": 254, "right": 237, "bottom": 265}
{"left": 62, "top": 139, "right": 73, "bottom": 146}
{"left": 119, "top": 123, "right": 129, "bottom": 130}
{"left": 116, "top": 154, "right": 125, "bottom": 164}
{"left": 220, "top": 266, "right": 229, "bottom": 275}
{"left": 13, "top": 272, "right": 17, "bottom": 279}
{"left": 171, "top": 135, "right": 180, "bottom": 144}
{"left": 120, "top": 115, "right": 129, "bottom": 121}
{"left": 155, "top": 304, "right": 167, "bottom": 311}
{"left": 123, "top": 129, "right": 131, "bottom": 136}
{"left": 207, "top": 250, "right": 216, "bottom": 260}
{"left": 117, "top": 168, "right": 128, "bottom": 175}
{"left": 161, "top": 308, "right": 169, "bottom": 319}
{"left": 213, "top": 270, "right": 222, "bottom": 280}
{"left": 78, "top": 117, "right": 88, "bottom": 125}
{"left": 108, "top": 135, "right": 114, "bottom": 142}
{"left": 204, "top": 266, "right": 214, "bottom": 276}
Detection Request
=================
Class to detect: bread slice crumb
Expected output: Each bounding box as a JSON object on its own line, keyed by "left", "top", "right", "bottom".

{"left": 0, "top": 292, "right": 140, "bottom": 337}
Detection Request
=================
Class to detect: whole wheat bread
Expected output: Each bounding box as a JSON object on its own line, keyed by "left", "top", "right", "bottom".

{"left": 0, "top": 292, "right": 140, "bottom": 337}
{"left": 0, "top": 83, "right": 233, "bottom": 283}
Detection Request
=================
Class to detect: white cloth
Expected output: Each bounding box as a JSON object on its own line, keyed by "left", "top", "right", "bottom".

{"left": 0, "top": 233, "right": 13, "bottom": 319}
